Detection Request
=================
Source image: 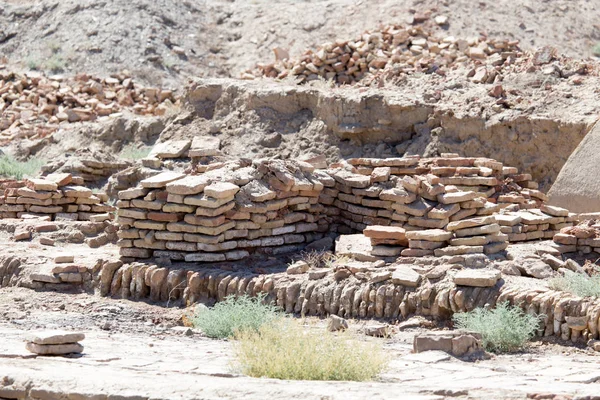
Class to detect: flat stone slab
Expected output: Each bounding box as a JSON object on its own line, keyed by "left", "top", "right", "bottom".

{"left": 150, "top": 140, "right": 192, "bottom": 159}
{"left": 392, "top": 266, "right": 421, "bottom": 287}
{"left": 166, "top": 175, "right": 210, "bottom": 195}
{"left": 141, "top": 172, "right": 186, "bottom": 188}
{"left": 188, "top": 136, "right": 221, "bottom": 157}
{"left": 447, "top": 216, "right": 496, "bottom": 231}
{"left": 26, "top": 342, "right": 84, "bottom": 355}
{"left": 406, "top": 229, "right": 452, "bottom": 242}
{"left": 26, "top": 330, "right": 85, "bottom": 345}
{"left": 453, "top": 224, "right": 501, "bottom": 237}
{"left": 363, "top": 225, "right": 406, "bottom": 240}
{"left": 413, "top": 330, "right": 483, "bottom": 357}
{"left": 335, "top": 234, "right": 377, "bottom": 262}
{"left": 204, "top": 182, "right": 240, "bottom": 199}
{"left": 26, "top": 178, "right": 58, "bottom": 191}
{"left": 453, "top": 269, "right": 500, "bottom": 287}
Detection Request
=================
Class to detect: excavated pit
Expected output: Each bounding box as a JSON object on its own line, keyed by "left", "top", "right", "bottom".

{"left": 159, "top": 78, "right": 596, "bottom": 191}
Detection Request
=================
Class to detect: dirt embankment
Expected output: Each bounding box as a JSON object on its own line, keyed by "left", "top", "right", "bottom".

{"left": 1, "top": 0, "right": 599, "bottom": 87}
{"left": 154, "top": 75, "right": 596, "bottom": 191}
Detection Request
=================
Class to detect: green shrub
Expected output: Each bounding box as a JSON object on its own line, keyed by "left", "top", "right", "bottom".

{"left": 119, "top": 144, "right": 152, "bottom": 161}
{"left": 453, "top": 302, "right": 540, "bottom": 353}
{"left": 192, "top": 295, "right": 280, "bottom": 339}
{"left": 235, "top": 319, "right": 386, "bottom": 381}
{"left": 0, "top": 156, "right": 44, "bottom": 180}
{"left": 548, "top": 270, "right": 600, "bottom": 298}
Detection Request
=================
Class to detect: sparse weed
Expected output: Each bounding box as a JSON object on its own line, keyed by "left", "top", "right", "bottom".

{"left": 192, "top": 294, "right": 281, "bottom": 339}
{"left": 45, "top": 54, "right": 66, "bottom": 73}
{"left": 0, "top": 155, "right": 44, "bottom": 180}
{"left": 119, "top": 144, "right": 152, "bottom": 161}
{"left": 26, "top": 57, "right": 40, "bottom": 70}
{"left": 46, "top": 40, "right": 61, "bottom": 55}
{"left": 593, "top": 42, "right": 600, "bottom": 58}
{"left": 299, "top": 250, "right": 352, "bottom": 269}
{"left": 235, "top": 319, "right": 387, "bottom": 381}
{"left": 453, "top": 302, "right": 540, "bottom": 353}
{"left": 548, "top": 270, "right": 600, "bottom": 298}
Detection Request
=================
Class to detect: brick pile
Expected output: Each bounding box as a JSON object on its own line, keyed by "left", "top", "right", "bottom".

{"left": 498, "top": 205, "right": 575, "bottom": 243}
{"left": 116, "top": 160, "right": 330, "bottom": 261}
{"left": 116, "top": 155, "right": 573, "bottom": 262}
{"left": 248, "top": 24, "right": 521, "bottom": 84}
{"left": 0, "top": 173, "right": 115, "bottom": 221}
{"left": 41, "top": 150, "right": 131, "bottom": 184}
{"left": 553, "top": 219, "right": 600, "bottom": 254}
{"left": 0, "top": 70, "right": 176, "bottom": 143}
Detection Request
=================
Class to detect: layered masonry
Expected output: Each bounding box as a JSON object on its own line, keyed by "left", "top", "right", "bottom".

{"left": 0, "top": 174, "right": 115, "bottom": 221}
{"left": 116, "top": 154, "right": 576, "bottom": 262}
{"left": 117, "top": 160, "right": 330, "bottom": 261}
{"left": 553, "top": 219, "right": 600, "bottom": 254}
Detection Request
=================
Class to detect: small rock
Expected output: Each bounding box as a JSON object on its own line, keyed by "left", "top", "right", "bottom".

{"left": 54, "top": 254, "right": 75, "bottom": 264}
{"left": 327, "top": 315, "right": 348, "bottom": 332}
{"left": 391, "top": 266, "right": 421, "bottom": 287}
{"left": 434, "top": 15, "right": 448, "bottom": 25}
{"left": 39, "top": 237, "right": 55, "bottom": 246}
{"left": 565, "top": 316, "right": 588, "bottom": 331}
{"left": 14, "top": 230, "right": 31, "bottom": 241}
{"left": 171, "top": 326, "right": 193, "bottom": 336}
{"left": 364, "top": 324, "right": 390, "bottom": 337}
{"left": 286, "top": 261, "right": 309, "bottom": 275}
{"left": 370, "top": 271, "right": 391, "bottom": 283}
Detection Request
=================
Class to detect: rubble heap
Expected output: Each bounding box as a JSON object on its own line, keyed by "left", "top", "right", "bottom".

{"left": 0, "top": 173, "right": 115, "bottom": 222}
{"left": 248, "top": 24, "right": 521, "bottom": 84}
{"left": 553, "top": 219, "right": 600, "bottom": 254}
{"left": 0, "top": 69, "right": 177, "bottom": 143}
{"left": 116, "top": 154, "right": 574, "bottom": 262}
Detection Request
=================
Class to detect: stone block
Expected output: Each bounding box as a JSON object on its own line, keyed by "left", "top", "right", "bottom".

{"left": 166, "top": 175, "right": 210, "bottom": 195}
{"left": 141, "top": 172, "right": 185, "bottom": 188}
{"left": 150, "top": 139, "right": 192, "bottom": 158}
{"left": 447, "top": 215, "right": 496, "bottom": 231}
{"left": 406, "top": 229, "right": 452, "bottom": 242}
{"left": 188, "top": 136, "right": 221, "bottom": 157}
{"left": 453, "top": 269, "right": 500, "bottom": 287}
{"left": 391, "top": 266, "right": 421, "bottom": 287}
{"left": 26, "top": 342, "right": 84, "bottom": 355}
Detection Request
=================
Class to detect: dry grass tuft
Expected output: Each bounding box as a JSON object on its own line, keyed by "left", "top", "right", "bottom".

{"left": 234, "top": 319, "right": 387, "bottom": 381}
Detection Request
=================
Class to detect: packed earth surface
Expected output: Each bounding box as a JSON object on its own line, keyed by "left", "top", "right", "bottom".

{"left": 2, "top": 1, "right": 600, "bottom": 399}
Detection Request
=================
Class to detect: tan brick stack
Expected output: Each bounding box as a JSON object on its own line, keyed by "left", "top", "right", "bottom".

{"left": 445, "top": 216, "right": 508, "bottom": 256}
{"left": 498, "top": 205, "right": 575, "bottom": 243}
{"left": 42, "top": 156, "right": 130, "bottom": 184}
{"left": 116, "top": 154, "right": 574, "bottom": 262}
{"left": 116, "top": 160, "right": 331, "bottom": 261}
{"left": 0, "top": 173, "right": 115, "bottom": 221}
{"left": 553, "top": 219, "right": 600, "bottom": 254}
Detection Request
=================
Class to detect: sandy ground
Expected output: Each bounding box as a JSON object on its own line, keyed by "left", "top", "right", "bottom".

{"left": 0, "top": 287, "right": 599, "bottom": 400}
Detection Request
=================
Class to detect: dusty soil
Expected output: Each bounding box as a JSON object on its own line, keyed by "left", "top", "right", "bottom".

{"left": 2, "top": 1, "right": 600, "bottom": 399}
{"left": 2, "top": 287, "right": 600, "bottom": 400}
{"left": 1, "top": 0, "right": 599, "bottom": 87}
